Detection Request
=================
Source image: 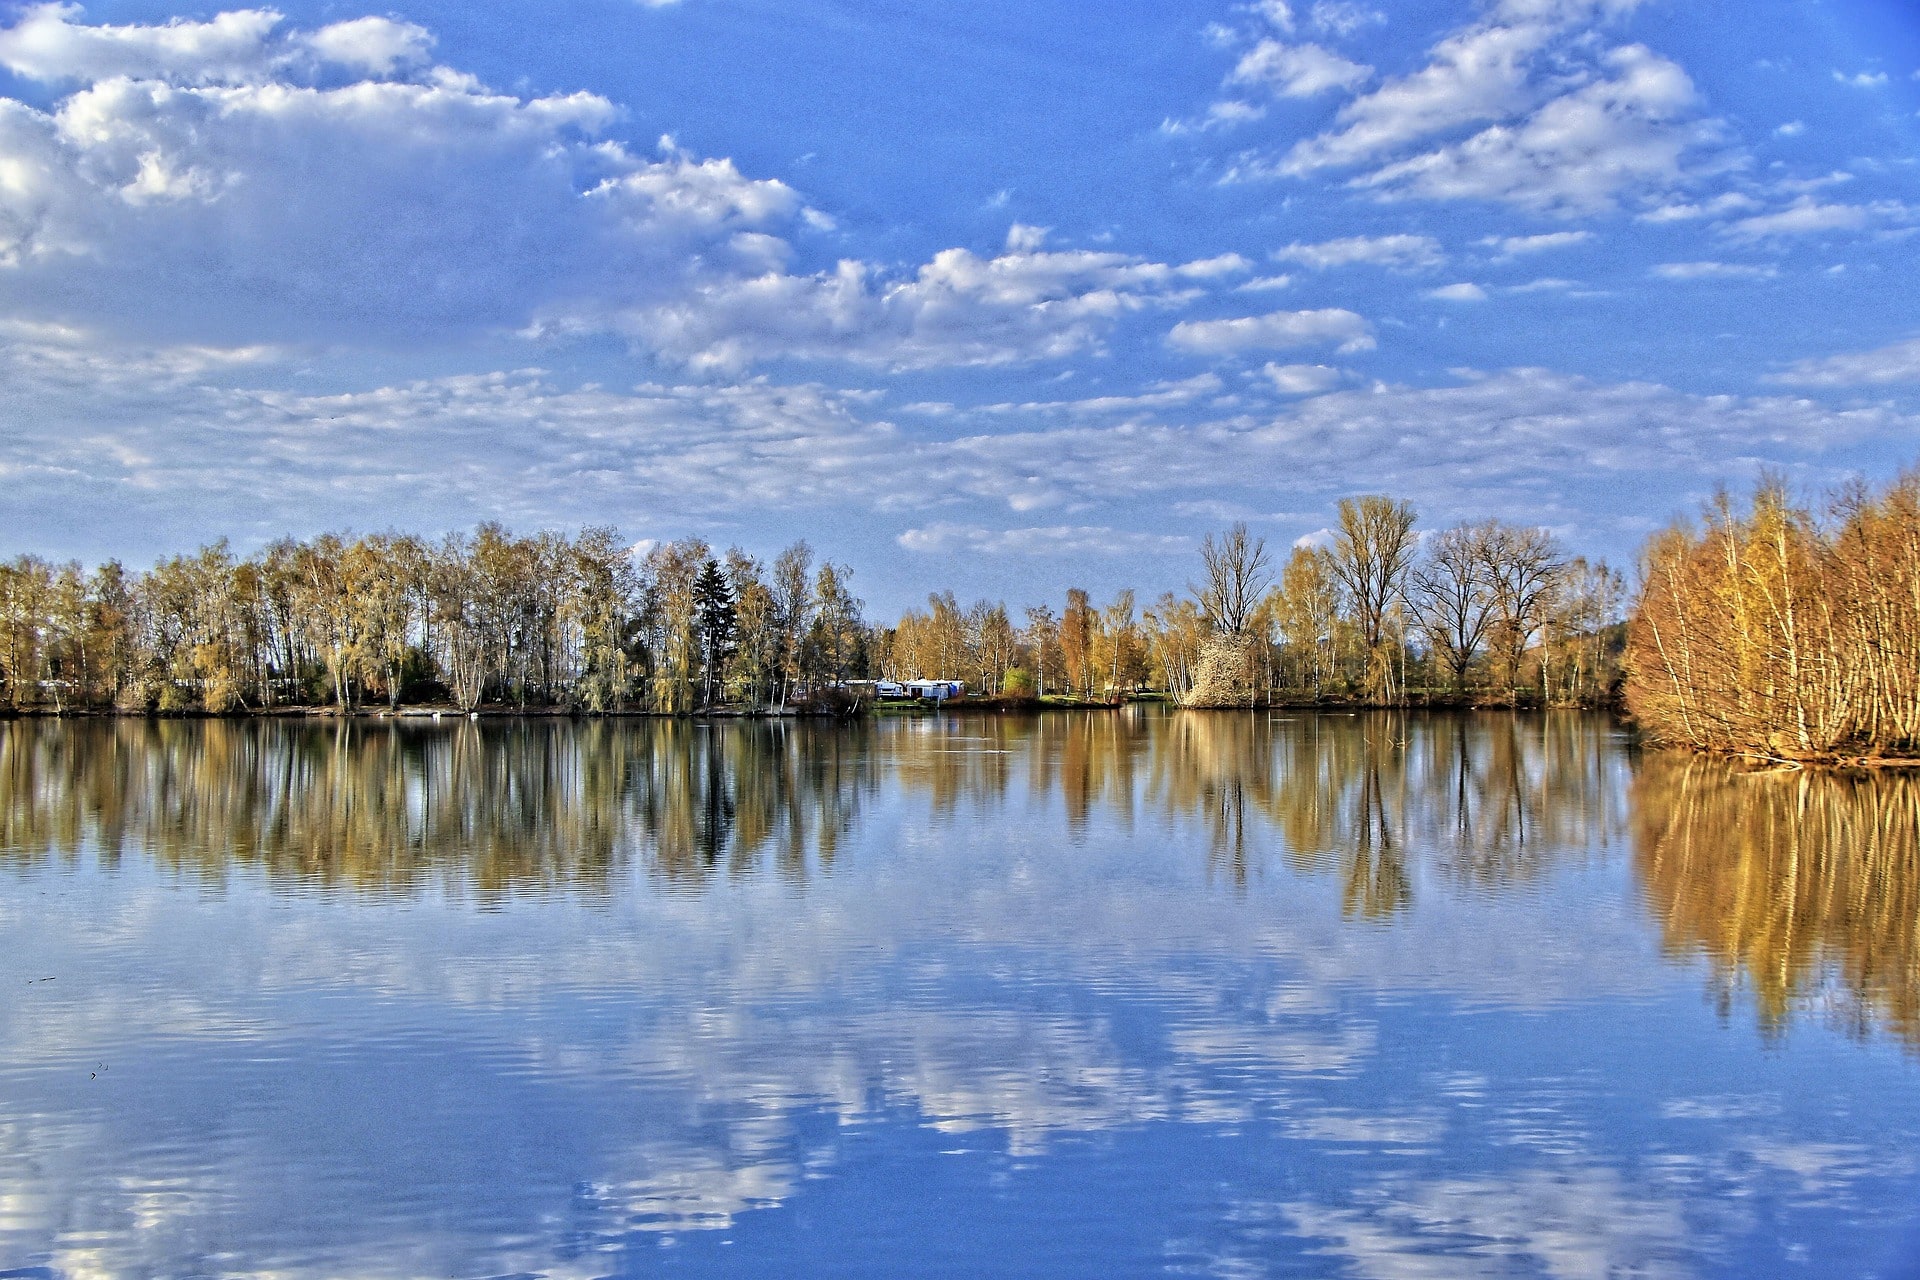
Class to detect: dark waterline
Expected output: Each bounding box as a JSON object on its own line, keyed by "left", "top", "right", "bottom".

{"left": 1, "top": 711, "right": 1917, "bottom": 1278}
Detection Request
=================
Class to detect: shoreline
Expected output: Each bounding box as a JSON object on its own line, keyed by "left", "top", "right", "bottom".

{"left": 0, "top": 695, "right": 1623, "bottom": 721}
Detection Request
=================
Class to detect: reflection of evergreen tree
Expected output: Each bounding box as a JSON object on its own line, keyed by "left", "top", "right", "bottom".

{"left": 696, "top": 730, "right": 735, "bottom": 868}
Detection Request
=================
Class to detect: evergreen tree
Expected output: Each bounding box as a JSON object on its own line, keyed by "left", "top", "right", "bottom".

{"left": 693, "top": 557, "right": 737, "bottom": 706}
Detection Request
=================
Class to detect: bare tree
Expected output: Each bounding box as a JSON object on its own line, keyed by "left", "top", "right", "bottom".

{"left": 1409, "top": 521, "right": 1495, "bottom": 695}
{"left": 771, "top": 540, "right": 814, "bottom": 705}
{"left": 1195, "top": 522, "right": 1273, "bottom": 636}
{"left": 1479, "top": 522, "right": 1566, "bottom": 700}
{"left": 1328, "top": 496, "right": 1418, "bottom": 701}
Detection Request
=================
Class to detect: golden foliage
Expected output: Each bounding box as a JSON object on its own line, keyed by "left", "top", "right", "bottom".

{"left": 1626, "top": 472, "right": 1920, "bottom": 759}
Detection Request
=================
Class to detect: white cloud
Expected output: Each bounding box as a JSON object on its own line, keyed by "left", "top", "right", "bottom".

{"left": 1479, "top": 230, "right": 1592, "bottom": 256}
{"left": 1504, "top": 276, "right": 1579, "bottom": 292}
{"left": 1722, "top": 197, "right": 1914, "bottom": 242}
{"left": 7, "top": 341, "right": 1916, "bottom": 561}
{"left": 1229, "top": 39, "right": 1371, "bottom": 98}
{"left": 1636, "top": 191, "right": 1761, "bottom": 222}
{"left": 0, "top": 5, "right": 285, "bottom": 84}
{"left": 1427, "top": 282, "right": 1488, "bottom": 301}
{"left": 1250, "top": 1, "right": 1296, "bottom": 34}
{"left": 0, "top": 6, "right": 437, "bottom": 85}
{"left": 1235, "top": 274, "right": 1295, "bottom": 292}
{"left": 300, "top": 17, "right": 435, "bottom": 76}
{"left": 0, "top": 8, "right": 1234, "bottom": 373}
{"left": 1833, "top": 70, "right": 1888, "bottom": 89}
{"left": 1768, "top": 335, "right": 1920, "bottom": 386}
{"left": 1262, "top": 362, "right": 1345, "bottom": 394}
{"left": 1308, "top": 2, "right": 1385, "bottom": 37}
{"left": 1772, "top": 169, "right": 1853, "bottom": 195}
{"left": 0, "top": 7, "right": 844, "bottom": 347}
{"left": 1168, "top": 308, "right": 1375, "bottom": 355}
{"left": 616, "top": 243, "right": 1235, "bottom": 372}
{"left": 1356, "top": 45, "right": 1721, "bottom": 216}
{"left": 1774, "top": 120, "right": 1805, "bottom": 138}
{"left": 1651, "top": 261, "right": 1778, "bottom": 281}
{"left": 896, "top": 524, "right": 1189, "bottom": 556}
{"left": 976, "top": 373, "right": 1226, "bottom": 417}
{"left": 1278, "top": 15, "right": 1560, "bottom": 174}
{"left": 1247, "top": 1, "right": 1723, "bottom": 216}
{"left": 1200, "top": 98, "right": 1266, "bottom": 129}
{"left": 1274, "top": 233, "right": 1443, "bottom": 270}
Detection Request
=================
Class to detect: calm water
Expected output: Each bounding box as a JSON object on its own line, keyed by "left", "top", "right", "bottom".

{"left": 2, "top": 711, "right": 1917, "bottom": 1279}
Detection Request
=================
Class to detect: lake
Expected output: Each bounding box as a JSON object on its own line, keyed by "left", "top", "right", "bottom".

{"left": 1, "top": 710, "right": 1917, "bottom": 1278}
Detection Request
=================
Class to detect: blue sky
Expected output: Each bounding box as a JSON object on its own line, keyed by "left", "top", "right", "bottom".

{"left": 0, "top": 0, "right": 1916, "bottom": 612}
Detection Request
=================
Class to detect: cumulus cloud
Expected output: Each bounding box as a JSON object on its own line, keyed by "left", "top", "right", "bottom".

{"left": 1427, "top": 281, "right": 1488, "bottom": 301}
{"left": 1273, "top": 233, "right": 1443, "bottom": 270}
{"left": 1168, "top": 308, "right": 1375, "bottom": 355}
{"left": 0, "top": 6, "right": 820, "bottom": 346}
{"left": 1768, "top": 335, "right": 1920, "bottom": 386}
{"left": 0, "top": 5, "right": 285, "bottom": 84}
{"left": 0, "top": 8, "right": 1233, "bottom": 373}
{"left": 299, "top": 17, "right": 435, "bottom": 76}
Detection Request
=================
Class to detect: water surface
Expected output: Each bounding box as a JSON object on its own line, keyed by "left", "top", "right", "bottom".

{"left": 2, "top": 711, "right": 1917, "bottom": 1278}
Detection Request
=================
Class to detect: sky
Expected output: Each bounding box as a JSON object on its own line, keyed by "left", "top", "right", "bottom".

{"left": 0, "top": 0, "right": 1916, "bottom": 614}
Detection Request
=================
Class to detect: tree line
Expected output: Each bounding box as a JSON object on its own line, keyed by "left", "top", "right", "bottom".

{"left": 1159, "top": 498, "right": 1624, "bottom": 709}
{"left": 0, "top": 526, "right": 864, "bottom": 714}
{"left": 0, "top": 496, "right": 1630, "bottom": 715}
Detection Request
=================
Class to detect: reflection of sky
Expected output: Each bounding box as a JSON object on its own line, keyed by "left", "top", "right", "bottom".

{"left": 1, "top": 717, "right": 1918, "bottom": 1277}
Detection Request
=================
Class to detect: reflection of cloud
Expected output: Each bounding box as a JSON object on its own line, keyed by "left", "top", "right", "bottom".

{"left": 1741, "top": 1140, "right": 1890, "bottom": 1199}
{"left": 1283, "top": 1165, "right": 1692, "bottom": 1279}
{"left": 590, "top": 1149, "right": 799, "bottom": 1233}
{"left": 1172, "top": 1019, "right": 1376, "bottom": 1079}
{"left": 1287, "top": 1110, "right": 1447, "bottom": 1148}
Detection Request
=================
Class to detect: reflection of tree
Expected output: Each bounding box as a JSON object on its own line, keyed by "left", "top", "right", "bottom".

{"left": 634, "top": 720, "right": 878, "bottom": 885}
{"left": 1139, "top": 711, "right": 1620, "bottom": 914}
{"left": 1342, "top": 747, "right": 1409, "bottom": 920}
{"left": 1634, "top": 753, "right": 1920, "bottom": 1051}
{"left": 0, "top": 711, "right": 1629, "bottom": 915}
{"left": 0, "top": 718, "right": 880, "bottom": 897}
